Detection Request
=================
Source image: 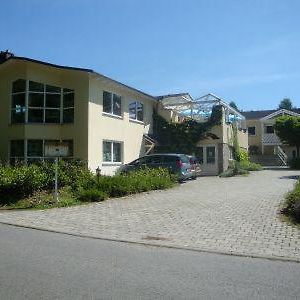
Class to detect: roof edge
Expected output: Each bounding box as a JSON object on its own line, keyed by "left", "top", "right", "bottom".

{"left": 1, "top": 56, "right": 157, "bottom": 101}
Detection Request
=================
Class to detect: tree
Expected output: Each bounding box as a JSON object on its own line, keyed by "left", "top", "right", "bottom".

{"left": 278, "top": 98, "right": 293, "bottom": 110}
{"left": 274, "top": 116, "right": 300, "bottom": 158}
{"left": 229, "top": 101, "right": 238, "bottom": 111}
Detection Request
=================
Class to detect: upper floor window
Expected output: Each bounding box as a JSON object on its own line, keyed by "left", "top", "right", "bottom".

{"left": 11, "top": 79, "right": 74, "bottom": 124}
{"left": 265, "top": 125, "right": 274, "bottom": 134}
{"left": 129, "top": 101, "right": 144, "bottom": 122}
{"left": 248, "top": 126, "right": 256, "bottom": 136}
{"left": 11, "top": 79, "right": 26, "bottom": 123}
{"left": 103, "top": 91, "right": 121, "bottom": 116}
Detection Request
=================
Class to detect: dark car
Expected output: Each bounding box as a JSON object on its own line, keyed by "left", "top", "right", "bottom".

{"left": 118, "top": 153, "right": 194, "bottom": 181}
{"left": 187, "top": 155, "right": 202, "bottom": 179}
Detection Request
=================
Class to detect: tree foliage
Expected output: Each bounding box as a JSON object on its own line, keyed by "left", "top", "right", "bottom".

{"left": 274, "top": 116, "right": 300, "bottom": 157}
{"left": 153, "top": 105, "right": 223, "bottom": 154}
{"left": 278, "top": 98, "right": 293, "bottom": 110}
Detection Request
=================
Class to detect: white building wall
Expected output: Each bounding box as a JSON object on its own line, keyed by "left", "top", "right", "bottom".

{"left": 87, "top": 75, "right": 155, "bottom": 175}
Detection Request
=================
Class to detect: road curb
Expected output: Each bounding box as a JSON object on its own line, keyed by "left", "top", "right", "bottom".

{"left": 1, "top": 221, "right": 299, "bottom": 264}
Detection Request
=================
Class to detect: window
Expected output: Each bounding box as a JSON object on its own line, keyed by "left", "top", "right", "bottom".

{"left": 196, "top": 147, "right": 204, "bottom": 164}
{"left": 27, "top": 140, "right": 43, "bottom": 157}
{"left": 11, "top": 79, "right": 26, "bottom": 123}
{"left": 248, "top": 126, "right": 256, "bottom": 136}
{"left": 129, "top": 101, "right": 144, "bottom": 121}
{"left": 9, "top": 139, "right": 74, "bottom": 164}
{"left": 11, "top": 79, "right": 74, "bottom": 124}
{"left": 63, "top": 88, "right": 74, "bottom": 123}
{"left": 206, "top": 146, "right": 216, "bottom": 164}
{"left": 266, "top": 125, "right": 274, "bottom": 134}
{"left": 103, "top": 141, "right": 122, "bottom": 163}
{"left": 103, "top": 91, "right": 122, "bottom": 116}
{"left": 10, "top": 140, "right": 25, "bottom": 164}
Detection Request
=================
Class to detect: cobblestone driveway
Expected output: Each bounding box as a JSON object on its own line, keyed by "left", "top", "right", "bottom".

{"left": 0, "top": 170, "right": 299, "bottom": 261}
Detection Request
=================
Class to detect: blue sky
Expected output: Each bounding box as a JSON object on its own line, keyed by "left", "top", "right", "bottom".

{"left": 1, "top": 0, "right": 300, "bottom": 111}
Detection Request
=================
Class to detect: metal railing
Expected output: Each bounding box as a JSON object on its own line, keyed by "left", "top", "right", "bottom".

{"left": 275, "top": 145, "right": 288, "bottom": 166}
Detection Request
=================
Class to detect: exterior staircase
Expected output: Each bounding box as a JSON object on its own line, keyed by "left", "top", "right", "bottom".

{"left": 250, "top": 155, "right": 285, "bottom": 166}
{"left": 250, "top": 146, "right": 288, "bottom": 166}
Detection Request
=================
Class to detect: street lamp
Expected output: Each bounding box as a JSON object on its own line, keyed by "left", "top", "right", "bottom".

{"left": 96, "top": 166, "right": 101, "bottom": 185}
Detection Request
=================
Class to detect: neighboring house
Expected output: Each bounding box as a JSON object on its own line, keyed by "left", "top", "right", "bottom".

{"left": 157, "top": 93, "right": 248, "bottom": 175}
{"left": 0, "top": 51, "right": 156, "bottom": 175}
{"left": 242, "top": 108, "right": 300, "bottom": 165}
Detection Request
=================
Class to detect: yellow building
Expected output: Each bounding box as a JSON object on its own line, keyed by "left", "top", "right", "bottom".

{"left": 0, "top": 51, "right": 248, "bottom": 175}
{"left": 0, "top": 52, "right": 156, "bottom": 175}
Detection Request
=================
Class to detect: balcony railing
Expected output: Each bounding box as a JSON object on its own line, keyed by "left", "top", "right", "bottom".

{"left": 262, "top": 133, "right": 282, "bottom": 145}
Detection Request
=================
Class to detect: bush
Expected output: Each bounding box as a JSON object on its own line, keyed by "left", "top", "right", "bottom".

{"left": 238, "top": 160, "right": 263, "bottom": 171}
{"left": 219, "top": 167, "right": 249, "bottom": 178}
{"left": 95, "top": 167, "right": 175, "bottom": 198}
{"left": 0, "top": 165, "right": 49, "bottom": 202}
{"left": 289, "top": 158, "right": 300, "bottom": 170}
{"left": 78, "top": 188, "right": 108, "bottom": 202}
{"left": 0, "top": 164, "right": 175, "bottom": 208}
{"left": 282, "top": 180, "right": 300, "bottom": 223}
{"left": 0, "top": 160, "right": 95, "bottom": 205}
{"left": 237, "top": 149, "right": 249, "bottom": 162}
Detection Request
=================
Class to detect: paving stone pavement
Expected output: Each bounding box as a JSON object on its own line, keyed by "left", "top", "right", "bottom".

{"left": 0, "top": 169, "right": 300, "bottom": 261}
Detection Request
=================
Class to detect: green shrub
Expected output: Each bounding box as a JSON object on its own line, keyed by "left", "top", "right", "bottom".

{"left": 237, "top": 149, "right": 249, "bottom": 162}
{"left": 0, "top": 165, "right": 49, "bottom": 203}
{"left": 95, "top": 167, "right": 175, "bottom": 198}
{"left": 0, "top": 163, "right": 175, "bottom": 208}
{"left": 238, "top": 160, "right": 263, "bottom": 171}
{"left": 282, "top": 180, "right": 300, "bottom": 223}
{"left": 219, "top": 169, "right": 235, "bottom": 177}
{"left": 78, "top": 188, "right": 108, "bottom": 202}
{"left": 0, "top": 160, "right": 95, "bottom": 205}
{"left": 289, "top": 158, "right": 300, "bottom": 170}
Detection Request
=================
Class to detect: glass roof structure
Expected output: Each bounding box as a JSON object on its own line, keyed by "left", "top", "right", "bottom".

{"left": 159, "top": 93, "right": 245, "bottom": 125}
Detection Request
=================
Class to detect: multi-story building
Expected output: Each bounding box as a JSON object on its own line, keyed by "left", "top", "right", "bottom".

{"left": 0, "top": 51, "right": 156, "bottom": 175}
{"left": 243, "top": 109, "right": 300, "bottom": 165}
{"left": 0, "top": 51, "right": 247, "bottom": 175}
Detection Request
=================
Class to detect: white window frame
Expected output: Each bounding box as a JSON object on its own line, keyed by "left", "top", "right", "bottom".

{"left": 265, "top": 125, "right": 274, "bottom": 134}
{"left": 248, "top": 126, "right": 256, "bottom": 136}
{"left": 9, "top": 139, "right": 74, "bottom": 164}
{"left": 102, "top": 91, "right": 122, "bottom": 118}
{"left": 102, "top": 140, "right": 123, "bottom": 164}
{"left": 129, "top": 101, "right": 144, "bottom": 123}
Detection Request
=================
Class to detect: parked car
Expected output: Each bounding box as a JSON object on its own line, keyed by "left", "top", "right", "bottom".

{"left": 118, "top": 153, "right": 194, "bottom": 181}
{"left": 187, "top": 155, "right": 202, "bottom": 179}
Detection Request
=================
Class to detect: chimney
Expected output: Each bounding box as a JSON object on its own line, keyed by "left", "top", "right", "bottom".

{"left": 0, "top": 50, "right": 14, "bottom": 63}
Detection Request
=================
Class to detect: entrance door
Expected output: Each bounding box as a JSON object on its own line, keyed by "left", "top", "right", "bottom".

{"left": 196, "top": 145, "right": 218, "bottom": 175}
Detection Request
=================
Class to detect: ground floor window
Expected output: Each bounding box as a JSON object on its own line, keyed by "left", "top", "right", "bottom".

{"left": 10, "top": 139, "right": 73, "bottom": 164}
{"left": 206, "top": 146, "right": 216, "bottom": 164}
{"left": 103, "top": 140, "right": 122, "bottom": 163}
{"left": 195, "top": 147, "right": 204, "bottom": 164}
{"left": 196, "top": 145, "right": 216, "bottom": 164}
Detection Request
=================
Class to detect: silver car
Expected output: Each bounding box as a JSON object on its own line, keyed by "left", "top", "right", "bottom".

{"left": 118, "top": 153, "right": 194, "bottom": 181}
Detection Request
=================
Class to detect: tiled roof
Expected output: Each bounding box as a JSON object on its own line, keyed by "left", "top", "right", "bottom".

{"left": 242, "top": 108, "right": 300, "bottom": 119}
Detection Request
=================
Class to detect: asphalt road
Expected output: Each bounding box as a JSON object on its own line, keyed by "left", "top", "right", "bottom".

{"left": 0, "top": 224, "right": 299, "bottom": 300}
